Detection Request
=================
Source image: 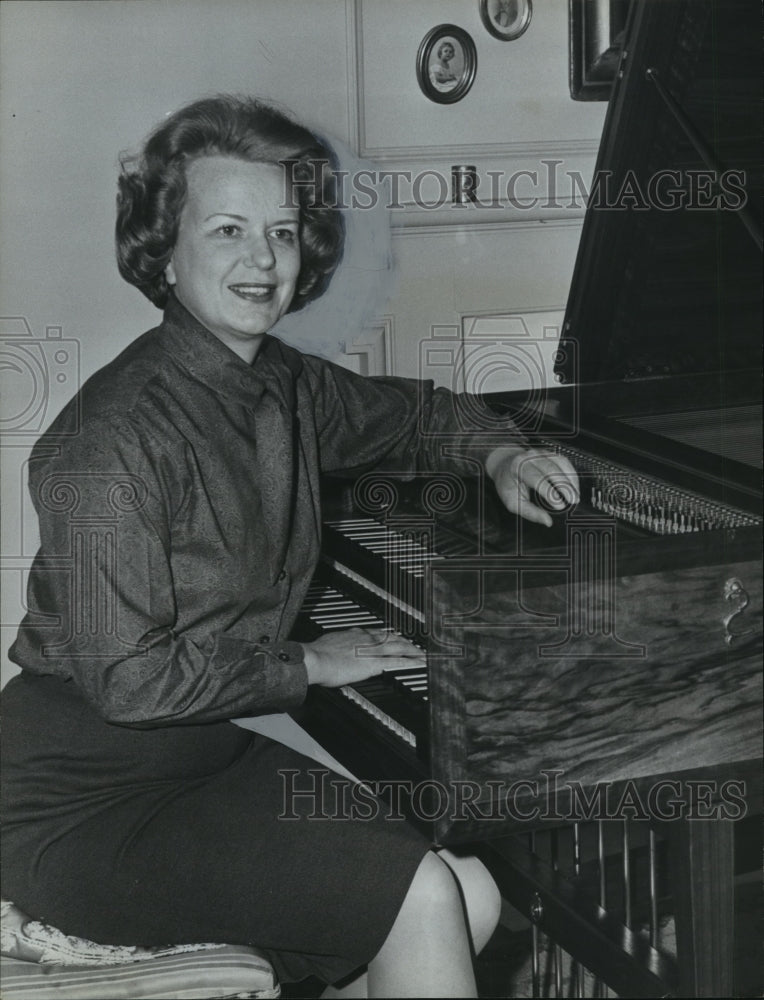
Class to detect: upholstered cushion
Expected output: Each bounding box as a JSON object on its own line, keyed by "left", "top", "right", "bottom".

{"left": 0, "top": 901, "right": 280, "bottom": 999}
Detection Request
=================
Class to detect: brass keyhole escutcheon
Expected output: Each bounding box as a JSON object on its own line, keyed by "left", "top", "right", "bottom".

{"left": 723, "top": 577, "right": 752, "bottom": 646}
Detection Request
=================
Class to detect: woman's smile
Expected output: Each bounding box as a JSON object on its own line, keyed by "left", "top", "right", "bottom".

{"left": 228, "top": 282, "right": 277, "bottom": 302}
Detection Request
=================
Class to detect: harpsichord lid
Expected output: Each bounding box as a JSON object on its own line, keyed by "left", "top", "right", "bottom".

{"left": 556, "top": 0, "right": 763, "bottom": 387}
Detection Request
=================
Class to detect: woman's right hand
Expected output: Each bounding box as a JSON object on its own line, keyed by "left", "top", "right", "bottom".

{"left": 302, "top": 628, "right": 425, "bottom": 688}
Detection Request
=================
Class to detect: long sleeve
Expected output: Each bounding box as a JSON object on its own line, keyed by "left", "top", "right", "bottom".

{"left": 10, "top": 413, "right": 308, "bottom": 727}
{"left": 10, "top": 300, "right": 528, "bottom": 729}
{"left": 297, "top": 352, "right": 528, "bottom": 477}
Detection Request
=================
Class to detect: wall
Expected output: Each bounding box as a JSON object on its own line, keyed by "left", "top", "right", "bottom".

{"left": 347, "top": 0, "right": 605, "bottom": 384}
{"left": 0, "top": 0, "right": 606, "bottom": 683}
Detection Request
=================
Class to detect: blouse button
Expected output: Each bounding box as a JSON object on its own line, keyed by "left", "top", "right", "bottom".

{"left": 277, "top": 650, "right": 290, "bottom": 662}
{"left": 278, "top": 570, "right": 287, "bottom": 582}
{"left": 259, "top": 635, "right": 271, "bottom": 644}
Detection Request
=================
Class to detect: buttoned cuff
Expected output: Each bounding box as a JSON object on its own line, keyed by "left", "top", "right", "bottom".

{"left": 206, "top": 633, "right": 309, "bottom": 716}
{"left": 256, "top": 640, "right": 309, "bottom": 711}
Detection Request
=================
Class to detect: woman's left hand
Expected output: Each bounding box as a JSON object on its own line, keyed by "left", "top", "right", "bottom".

{"left": 485, "top": 446, "right": 580, "bottom": 527}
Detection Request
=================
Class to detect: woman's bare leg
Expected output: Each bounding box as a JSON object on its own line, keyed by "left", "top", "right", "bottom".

{"left": 367, "top": 850, "right": 476, "bottom": 997}
{"left": 438, "top": 848, "right": 502, "bottom": 955}
{"left": 322, "top": 850, "right": 502, "bottom": 998}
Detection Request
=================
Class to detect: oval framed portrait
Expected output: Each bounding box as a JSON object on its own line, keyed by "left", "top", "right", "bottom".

{"left": 416, "top": 24, "right": 478, "bottom": 105}
{"left": 479, "top": 0, "right": 533, "bottom": 41}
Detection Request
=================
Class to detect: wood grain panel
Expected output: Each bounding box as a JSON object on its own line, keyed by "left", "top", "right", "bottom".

{"left": 429, "top": 553, "right": 761, "bottom": 839}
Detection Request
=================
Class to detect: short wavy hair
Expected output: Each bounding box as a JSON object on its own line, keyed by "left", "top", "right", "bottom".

{"left": 116, "top": 95, "right": 344, "bottom": 310}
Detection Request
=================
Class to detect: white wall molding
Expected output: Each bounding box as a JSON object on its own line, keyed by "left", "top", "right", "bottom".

{"left": 336, "top": 315, "right": 395, "bottom": 377}
{"left": 347, "top": 0, "right": 606, "bottom": 164}
{"left": 356, "top": 138, "right": 601, "bottom": 162}
{"left": 344, "top": 0, "right": 362, "bottom": 154}
{"left": 391, "top": 214, "right": 585, "bottom": 239}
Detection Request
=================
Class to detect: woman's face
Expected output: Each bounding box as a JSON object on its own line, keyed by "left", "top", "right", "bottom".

{"left": 166, "top": 156, "right": 301, "bottom": 361}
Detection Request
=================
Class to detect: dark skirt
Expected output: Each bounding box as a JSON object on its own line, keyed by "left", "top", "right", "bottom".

{"left": 0, "top": 673, "right": 431, "bottom": 985}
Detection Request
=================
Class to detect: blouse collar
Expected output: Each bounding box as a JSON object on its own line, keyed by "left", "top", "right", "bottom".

{"left": 158, "top": 293, "right": 304, "bottom": 407}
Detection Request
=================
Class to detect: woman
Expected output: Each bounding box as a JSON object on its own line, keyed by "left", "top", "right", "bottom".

{"left": 1, "top": 96, "right": 577, "bottom": 997}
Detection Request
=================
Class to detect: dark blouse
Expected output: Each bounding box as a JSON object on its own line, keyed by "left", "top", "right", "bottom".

{"left": 10, "top": 296, "right": 523, "bottom": 727}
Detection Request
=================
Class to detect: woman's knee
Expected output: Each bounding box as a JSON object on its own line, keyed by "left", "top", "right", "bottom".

{"left": 392, "top": 850, "right": 501, "bottom": 953}
{"left": 438, "top": 851, "right": 502, "bottom": 952}
{"left": 399, "top": 850, "right": 464, "bottom": 922}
